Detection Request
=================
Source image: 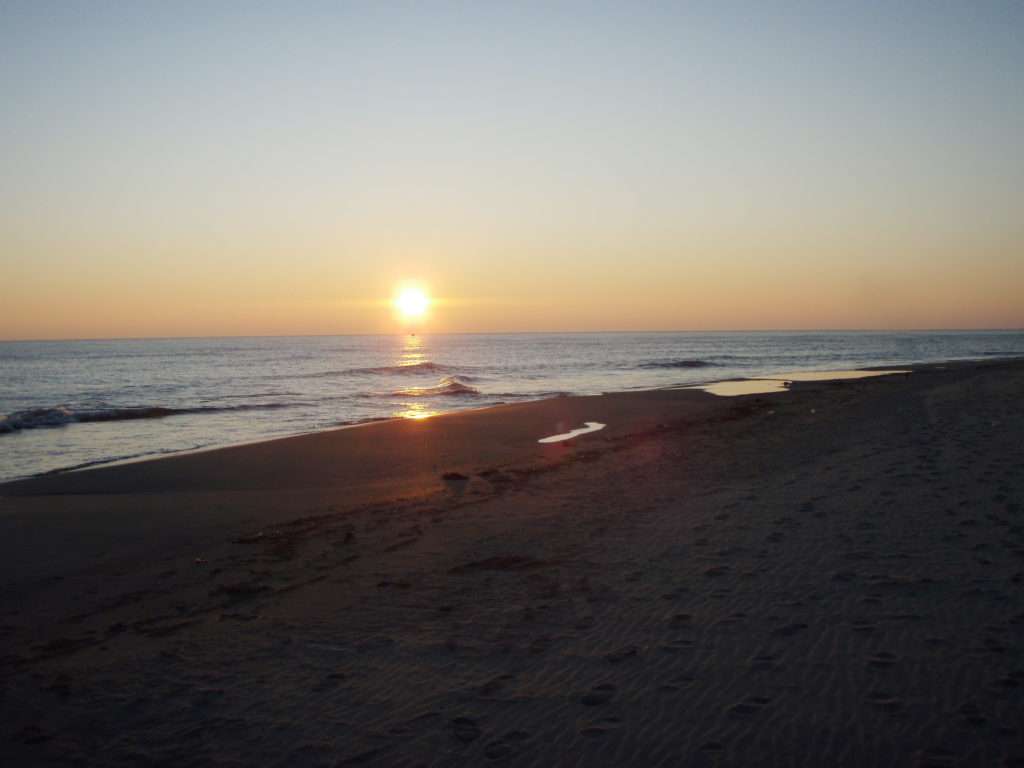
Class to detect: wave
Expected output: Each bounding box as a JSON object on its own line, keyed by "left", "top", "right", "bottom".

{"left": 639, "top": 359, "right": 718, "bottom": 369}
{"left": 0, "top": 402, "right": 299, "bottom": 434}
{"left": 392, "top": 376, "right": 481, "bottom": 398}
{"left": 276, "top": 361, "right": 458, "bottom": 380}
{"left": 349, "top": 361, "right": 454, "bottom": 375}
{"left": 216, "top": 390, "right": 301, "bottom": 399}
{"left": 269, "top": 369, "right": 354, "bottom": 380}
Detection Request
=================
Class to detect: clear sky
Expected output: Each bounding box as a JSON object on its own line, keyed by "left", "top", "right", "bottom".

{"left": 2, "top": 1, "right": 1022, "bottom": 339}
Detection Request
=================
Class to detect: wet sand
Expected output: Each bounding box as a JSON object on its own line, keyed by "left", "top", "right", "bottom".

{"left": 1, "top": 359, "right": 1023, "bottom": 766}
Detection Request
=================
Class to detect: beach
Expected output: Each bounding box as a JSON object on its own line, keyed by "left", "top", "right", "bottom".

{"left": 1, "top": 358, "right": 1022, "bottom": 766}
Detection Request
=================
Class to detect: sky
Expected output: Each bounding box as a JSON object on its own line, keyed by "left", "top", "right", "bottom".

{"left": 1, "top": 1, "right": 1022, "bottom": 339}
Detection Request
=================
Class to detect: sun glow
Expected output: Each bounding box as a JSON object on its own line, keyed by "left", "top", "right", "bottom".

{"left": 395, "top": 287, "right": 429, "bottom": 319}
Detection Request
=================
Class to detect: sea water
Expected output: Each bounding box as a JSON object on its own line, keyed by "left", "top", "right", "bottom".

{"left": 2, "top": 331, "right": 1023, "bottom": 482}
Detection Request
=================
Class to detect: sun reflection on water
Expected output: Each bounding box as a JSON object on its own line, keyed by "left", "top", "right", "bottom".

{"left": 396, "top": 402, "right": 437, "bottom": 420}
{"left": 393, "top": 335, "right": 439, "bottom": 419}
{"left": 398, "top": 334, "right": 425, "bottom": 368}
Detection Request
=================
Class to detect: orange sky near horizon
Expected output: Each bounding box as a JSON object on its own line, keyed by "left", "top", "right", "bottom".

{"left": 4, "top": 236, "right": 1021, "bottom": 340}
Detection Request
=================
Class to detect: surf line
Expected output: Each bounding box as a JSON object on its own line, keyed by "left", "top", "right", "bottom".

{"left": 538, "top": 421, "right": 606, "bottom": 444}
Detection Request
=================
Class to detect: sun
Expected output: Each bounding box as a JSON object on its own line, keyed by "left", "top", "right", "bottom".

{"left": 395, "top": 286, "right": 429, "bottom": 319}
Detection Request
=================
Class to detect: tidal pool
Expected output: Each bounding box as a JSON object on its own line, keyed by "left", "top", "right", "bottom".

{"left": 691, "top": 369, "right": 910, "bottom": 397}
{"left": 538, "top": 421, "right": 607, "bottom": 443}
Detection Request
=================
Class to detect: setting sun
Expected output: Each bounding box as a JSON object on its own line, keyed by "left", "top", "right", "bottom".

{"left": 395, "top": 287, "right": 429, "bottom": 319}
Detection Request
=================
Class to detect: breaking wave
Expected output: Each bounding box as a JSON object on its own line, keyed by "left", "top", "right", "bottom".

{"left": 0, "top": 403, "right": 298, "bottom": 434}
{"left": 350, "top": 361, "right": 455, "bottom": 375}
{"left": 279, "top": 361, "right": 459, "bottom": 380}
{"left": 392, "top": 376, "right": 481, "bottom": 398}
{"left": 638, "top": 359, "right": 718, "bottom": 369}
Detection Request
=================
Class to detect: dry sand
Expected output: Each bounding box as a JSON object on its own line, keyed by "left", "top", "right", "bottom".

{"left": 1, "top": 359, "right": 1022, "bottom": 766}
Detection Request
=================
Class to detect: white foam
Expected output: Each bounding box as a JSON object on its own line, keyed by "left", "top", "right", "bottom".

{"left": 538, "top": 421, "right": 606, "bottom": 443}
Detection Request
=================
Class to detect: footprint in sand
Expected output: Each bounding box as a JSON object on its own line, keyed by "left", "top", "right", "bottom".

{"left": 605, "top": 645, "right": 639, "bottom": 663}
{"left": 478, "top": 673, "right": 515, "bottom": 697}
{"left": 867, "top": 651, "right": 899, "bottom": 668}
{"left": 749, "top": 653, "right": 779, "bottom": 672}
{"left": 579, "top": 717, "right": 621, "bottom": 737}
{"left": 665, "top": 636, "right": 696, "bottom": 651}
{"left": 581, "top": 683, "right": 616, "bottom": 706}
{"left": 674, "top": 673, "right": 697, "bottom": 687}
{"left": 991, "top": 671, "right": 1024, "bottom": 691}
{"left": 958, "top": 702, "right": 987, "bottom": 727}
{"left": 312, "top": 671, "right": 347, "bottom": 692}
{"left": 483, "top": 731, "right": 530, "bottom": 759}
{"left": 451, "top": 717, "right": 481, "bottom": 743}
{"left": 772, "top": 622, "right": 808, "bottom": 637}
{"left": 867, "top": 691, "right": 903, "bottom": 712}
{"left": 728, "top": 695, "right": 772, "bottom": 716}
{"left": 12, "top": 724, "right": 50, "bottom": 745}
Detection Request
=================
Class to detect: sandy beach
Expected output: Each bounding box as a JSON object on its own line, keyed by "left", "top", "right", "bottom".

{"left": 1, "top": 359, "right": 1023, "bottom": 766}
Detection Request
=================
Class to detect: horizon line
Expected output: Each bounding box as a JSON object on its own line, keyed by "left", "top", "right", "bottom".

{"left": 2, "top": 327, "right": 1023, "bottom": 343}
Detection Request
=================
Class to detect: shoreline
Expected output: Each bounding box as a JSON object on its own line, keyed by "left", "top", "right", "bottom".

{"left": 4, "top": 355, "right": 1017, "bottom": 486}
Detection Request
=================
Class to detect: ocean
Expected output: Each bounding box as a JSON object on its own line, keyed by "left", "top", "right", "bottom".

{"left": 2, "top": 331, "right": 1023, "bottom": 483}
